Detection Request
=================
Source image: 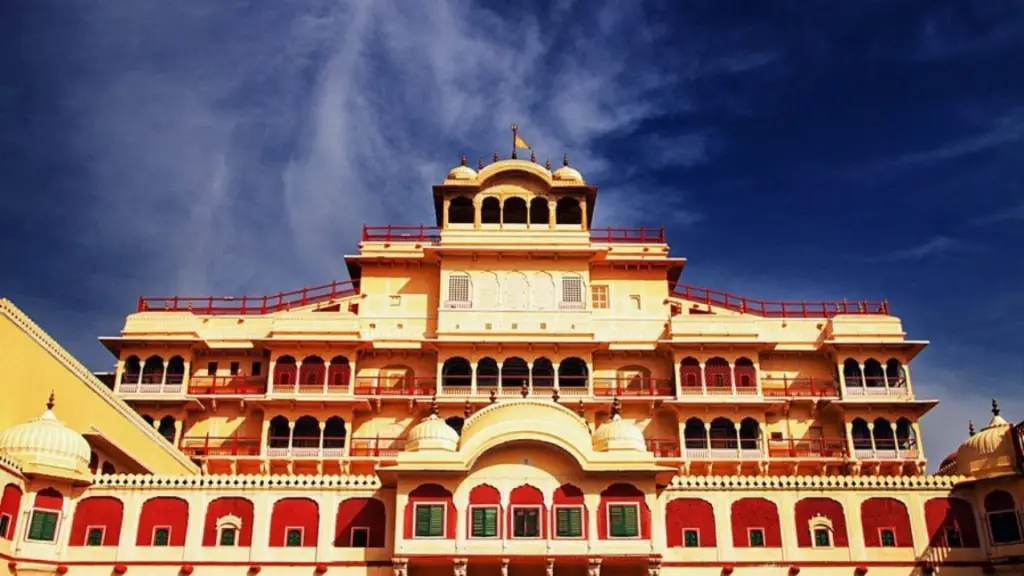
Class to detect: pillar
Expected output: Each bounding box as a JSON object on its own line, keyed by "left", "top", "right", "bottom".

{"left": 704, "top": 421, "right": 712, "bottom": 454}
{"left": 323, "top": 360, "right": 331, "bottom": 394}
{"left": 349, "top": 356, "right": 357, "bottom": 395}
{"left": 182, "top": 360, "right": 191, "bottom": 391}
{"left": 548, "top": 200, "right": 556, "bottom": 229}
{"left": 183, "top": 493, "right": 208, "bottom": 559}
{"left": 294, "top": 360, "right": 303, "bottom": 393}
{"left": 579, "top": 196, "right": 588, "bottom": 231}
{"left": 729, "top": 362, "right": 737, "bottom": 395}
{"left": 553, "top": 361, "right": 560, "bottom": 391}
{"left": 836, "top": 361, "right": 847, "bottom": 397}
{"left": 527, "top": 361, "right": 534, "bottom": 395}
{"left": 115, "top": 494, "right": 143, "bottom": 562}
{"left": 903, "top": 364, "right": 915, "bottom": 397}
{"left": 754, "top": 360, "right": 762, "bottom": 396}
{"left": 318, "top": 421, "right": 326, "bottom": 457}
{"left": 260, "top": 418, "right": 271, "bottom": 457}
{"left": 699, "top": 360, "right": 707, "bottom": 395}
{"left": 867, "top": 422, "right": 877, "bottom": 458}
{"left": 173, "top": 419, "right": 183, "bottom": 447}
{"left": 287, "top": 420, "right": 295, "bottom": 456}
{"left": 911, "top": 420, "right": 925, "bottom": 459}
{"left": 674, "top": 359, "right": 683, "bottom": 398}
{"left": 734, "top": 422, "right": 742, "bottom": 457}
{"left": 268, "top": 358, "right": 277, "bottom": 394}
{"left": 161, "top": 361, "right": 169, "bottom": 390}
{"left": 443, "top": 197, "right": 451, "bottom": 227}
{"left": 470, "top": 361, "right": 478, "bottom": 395}
{"left": 436, "top": 362, "right": 444, "bottom": 396}
{"left": 250, "top": 496, "right": 273, "bottom": 562}
{"left": 844, "top": 421, "right": 856, "bottom": 460}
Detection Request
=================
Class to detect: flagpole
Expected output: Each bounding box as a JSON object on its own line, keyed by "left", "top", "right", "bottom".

{"left": 511, "top": 124, "right": 519, "bottom": 160}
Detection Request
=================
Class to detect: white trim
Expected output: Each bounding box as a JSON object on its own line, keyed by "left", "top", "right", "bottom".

{"left": 605, "top": 502, "right": 642, "bottom": 540}
{"left": 809, "top": 515, "right": 834, "bottom": 549}
{"left": 24, "top": 509, "right": 61, "bottom": 543}
{"left": 411, "top": 501, "right": 447, "bottom": 540}
{"left": 84, "top": 525, "right": 106, "bottom": 546}
{"left": 0, "top": 512, "right": 11, "bottom": 540}
{"left": 151, "top": 525, "right": 172, "bottom": 546}
{"left": 215, "top": 514, "right": 242, "bottom": 531}
{"left": 467, "top": 504, "right": 500, "bottom": 540}
{"left": 747, "top": 526, "right": 766, "bottom": 547}
{"left": 682, "top": 527, "right": 700, "bottom": 548}
{"left": 552, "top": 504, "right": 585, "bottom": 540}
{"left": 284, "top": 526, "right": 305, "bottom": 547}
{"left": 349, "top": 526, "right": 370, "bottom": 547}
{"left": 509, "top": 505, "right": 543, "bottom": 540}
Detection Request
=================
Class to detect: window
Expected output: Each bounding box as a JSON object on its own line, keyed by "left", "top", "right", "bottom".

{"left": 206, "top": 362, "right": 217, "bottom": 376}
{"left": 350, "top": 527, "right": 369, "bottom": 548}
{"left": 512, "top": 507, "right": 541, "bottom": 538}
{"left": 944, "top": 526, "right": 962, "bottom": 548}
{"left": 555, "top": 507, "right": 583, "bottom": 538}
{"left": 879, "top": 528, "right": 896, "bottom": 547}
{"left": 251, "top": 362, "right": 262, "bottom": 377}
{"left": 414, "top": 504, "right": 445, "bottom": 538}
{"left": 471, "top": 507, "right": 498, "bottom": 538}
{"left": 446, "top": 274, "right": 471, "bottom": 308}
{"left": 285, "top": 528, "right": 302, "bottom": 547}
{"left": 86, "top": 527, "right": 104, "bottom": 546}
{"left": 27, "top": 510, "right": 58, "bottom": 542}
{"left": 607, "top": 504, "right": 640, "bottom": 539}
{"left": 560, "top": 275, "right": 584, "bottom": 308}
{"left": 683, "top": 529, "right": 700, "bottom": 548}
{"left": 748, "top": 528, "right": 765, "bottom": 547}
{"left": 230, "top": 362, "right": 240, "bottom": 376}
{"left": 770, "top": 432, "right": 784, "bottom": 441}
{"left": 0, "top": 514, "right": 10, "bottom": 539}
{"left": 591, "top": 285, "right": 609, "bottom": 309}
{"left": 989, "top": 510, "right": 1023, "bottom": 544}
{"left": 153, "top": 527, "right": 170, "bottom": 546}
{"left": 219, "top": 527, "right": 237, "bottom": 546}
{"left": 814, "top": 527, "right": 832, "bottom": 547}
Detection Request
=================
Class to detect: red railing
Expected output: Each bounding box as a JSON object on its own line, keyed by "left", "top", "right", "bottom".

{"left": 179, "top": 435, "right": 261, "bottom": 458}
{"left": 767, "top": 439, "right": 847, "bottom": 458}
{"left": 187, "top": 375, "right": 268, "bottom": 396}
{"left": 361, "top": 225, "right": 441, "bottom": 242}
{"left": 593, "top": 378, "right": 675, "bottom": 397}
{"left": 137, "top": 280, "right": 359, "bottom": 315}
{"left": 348, "top": 437, "right": 406, "bottom": 458}
{"left": 353, "top": 377, "right": 436, "bottom": 396}
{"left": 761, "top": 377, "right": 839, "bottom": 398}
{"left": 645, "top": 438, "right": 681, "bottom": 458}
{"left": 589, "top": 227, "right": 665, "bottom": 243}
{"left": 671, "top": 284, "right": 889, "bottom": 318}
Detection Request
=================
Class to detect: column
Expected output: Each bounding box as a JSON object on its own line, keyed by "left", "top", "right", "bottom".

{"left": 704, "top": 421, "right": 712, "bottom": 455}
{"left": 845, "top": 494, "right": 867, "bottom": 562}
{"left": 699, "top": 360, "right": 707, "bottom": 395}
{"left": 343, "top": 408, "right": 354, "bottom": 458}
{"left": 260, "top": 418, "right": 271, "bottom": 457}
{"left": 349, "top": 356, "right": 357, "bottom": 395}
{"left": 844, "top": 421, "right": 856, "bottom": 460}
{"left": 182, "top": 360, "right": 191, "bottom": 392}
{"left": 579, "top": 197, "right": 588, "bottom": 231}
{"left": 161, "top": 362, "right": 169, "bottom": 391}
{"left": 911, "top": 420, "right": 925, "bottom": 460}
{"left": 729, "top": 362, "right": 737, "bottom": 395}
{"left": 733, "top": 422, "right": 742, "bottom": 458}
{"left": 473, "top": 197, "right": 481, "bottom": 229}
{"left": 858, "top": 363, "right": 866, "bottom": 392}
{"left": 758, "top": 422, "right": 768, "bottom": 457}
{"left": 777, "top": 492, "right": 798, "bottom": 562}
{"left": 294, "top": 360, "right": 303, "bottom": 393}
{"left": 315, "top": 493, "right": 337, "bottom": 562}
{"left": 553, "top": 362, "right": 560, "bottom": 391}
{"left": 903, "top": 364, "right": 915, "bottom": 397}
{"left": 496, "top": 364, "right": 503, "bottom": 395}
{"left": 882, "top": 366, "right": 890, "bottom": 389}
{"left": 867, "top": 422, "right": 877, "bottom": 458}
{"left": 527, "top": 361, "right": 534, "bottom": 395}
{"left": 587, "top": 364, "right": 594, "bottom": 396}
{"left": 323, "top": 361, "right": 331, "bottom": 394}
{"left": 250, "top": 496, "right": 273, "bottom": 562}
{"left": 287, "top": 420, "right": 295, "bottom": 456}
{"left": 173, "top": 419, "right": 183, "bottom": 447}
{"left": 443, "top": 198, "right": 451, "bottom": 227}
{"left": 548, "top": 200, "right": 556, "bottom": 229}
{"left": 674, "top": 359, "right": 683, "bottom": 398}
{"left": 754, "top": 360, "right": 763, "bottom": 396}
{"left": 470, "top": 361, "right": 478, "bottom": 395}
{"left": 836, "top": 361, "right": 847, "bottom": 397}
{"left": 183, "top": 493, "right": 208, "bottom": 559}
{"left": 436, "top": 362, "right": 444, "bottom": 396}
{"left": 318, "top": 421, "right": 326, "bottom": 457}
{"left": 268, "top": 358, "right": 277, "bottom": 394}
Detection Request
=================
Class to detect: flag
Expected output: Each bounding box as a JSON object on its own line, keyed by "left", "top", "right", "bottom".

{"left": 514, "top": 134, "right": 531, "bottom": 150}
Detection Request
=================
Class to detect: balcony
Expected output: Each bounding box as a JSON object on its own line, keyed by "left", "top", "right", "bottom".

{"left": 179, "top": 435, "right": 261, "bottom": 458}
{"left": 362, "top": 224, "right": 441, "bottom": 243}
{"left": 761, "top": 377, "right": 840, "bottom": 399}
{"left": 188, "top": 375, "right": 268, "bottom": 396}
{"left": 589, "top": 227, "right": 665, "bottom": 243}
{"left": 593, "top": 378, "right": 674, "bottom": 398}
{"left": 844, "top": 384, "right": 912, "bottom": 398}
{"left": 354, "top": 377, "right": 436, "bottom": 396}
{"left": 677, "top": 384, "right": 760, "bottom": 398}
{"left": 671, "top": 284, "right": 890, "bottom": 319}
{"left": 684, "top": 441, "right": 765, "bottom": 461}
{"left": 852, "top": 442, "right": 921, "bottom": 461}
{"left": 348, "top": 437, "right": 406, "bottom": 459}
{"left": 266, "top": 437, "right": 347, "bottom": 458}
{"left": 766, "top": 438, "right": 847, "bottom": 459}
{"left": 270, "top": 382, "right": 351, "bottom": 396}
{"left": 118, "top": 373, "right": 184, "bottom": 395}
{"left": 137, "top": 280, "right": 359, "bottom": 315}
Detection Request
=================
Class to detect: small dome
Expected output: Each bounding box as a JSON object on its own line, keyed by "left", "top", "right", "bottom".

{"left": 0, "top": 393, "right": 91, "bottom": 475}
{"left": 592, "top": 398, "right": 646, "bottom": 452}
{"left": 406, "top": 397, "right": 459, "bottom": 452}
{"left": 552, "top": 154, "right": 584, "bottom": 183}
{"left": 446, "top": 156, "right": 478, "bottom": 182}
{"left": 956, "top": 400, "right": 1016, "bottom": 480}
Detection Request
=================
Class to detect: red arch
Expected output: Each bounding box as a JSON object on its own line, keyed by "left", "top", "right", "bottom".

{"left": 468, "top": 484, "right": 502, "bottom": 539}
{"left": 269, "top": 498, "right": 318, "bottom": 547}
{"left": 335, "top": 497, "right": 385, "bottom": 548}
{"left": 508, "top": 484, "right": 546, "bottom": 539}
{"left": 861, "top": 497, "right": 912, "bottom": 547}
{"left": 403, "top": 484, "right": 456, "bottom": 539}
{"left": 731, "top": 497, "right": 781, "bottom": 547}
{"left": 70, "top": 496, "right": 124, "bottom": 546}
{"left": 665, "top": 498, "right": 716, "bottom": 547}
{"left": 203, "top": 497, "right": 254, "bottom": 546}
{"left": 553, "top": 484, "right": 587, "bottom": 540}
{"left": 598, "top": 483, "right": 650, "bottom": 540}
{"left": 795, "top": 497, "right": 848, "bottom": 547}
{"left": 925, "top": 497, "right": 979, "bottom": 547}
{"left": 0, "top": 484, "right": 23, "bottom": 540}
{"left": 35, "top": 488, "right": 63, "bottom": 510}
{"left": 137, "top": 497, "right": 189, "bottom": 546}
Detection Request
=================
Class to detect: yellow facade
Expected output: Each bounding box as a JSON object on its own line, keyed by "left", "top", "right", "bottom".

{"left": 1, "top": 156, "right": 1022, "bottom": 575}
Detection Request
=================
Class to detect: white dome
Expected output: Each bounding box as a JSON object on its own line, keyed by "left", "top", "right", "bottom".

{"left": 956, "top": 400, "right": 1015, "bottom": 480}
{"left": 446, "top": 157, "right": 478, "bottom": 182}
{"left": 552, "top": 155, "right": 584, "bottom": 183}
{"left": 592, "top": 398, "right": 646, "bottom": 452}
{"left": 406, "top": 397, "right": 459, "bottom": 452}
{"left": 0, "top": 394, "right": 91, "bottom": 475}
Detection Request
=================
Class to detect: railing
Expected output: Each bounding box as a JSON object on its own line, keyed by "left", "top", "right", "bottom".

{"left": 761, "top": 377, "right": 840, "bottom": 398}
{"left": 118, "top": 375, "right": 184, "bottom": 395}
{"left": 187, "top": 375, "right": 268, "bottom": 396}
{"left": 348, "top": 437, "right": 406, "bottom": 458}
{"left": 671, "top": 284, "right": 889, "bottom": 318}
{"left": 645, "top": 438, "right": 681, "bottom": 458}
{"left": 594, "top": 378, "right": 675, "bottom": 397}
{"left": 845, "top": 386, "right": 911, "bottom": 398}
{"left": 852, "top": 442, "right": 919, "bottom": 460}
{"left": 678, "top": 385, "right": 759, "bottom": 397}
{"left": 589, "top": 227, "right": 665, "bottom": 243}
{"left": 353, "top": 377, "right": 436, "bottom": 396}
{"left": 179, "top": 435, "right": 261, "bottom": 458}
{"left": 137, "top": 280, "right": 359, "bottom": 315}
{"left": 266, "top": 437, "right": 347, "bottom": 458}
{"left": 361, "top": 225, "right": 441, "bottom": 242}
{"left": 685, "top": 445, "right": 764, "bottom": 460}
{"left": 767, "top": 439, "right": 847, "bottom": 458}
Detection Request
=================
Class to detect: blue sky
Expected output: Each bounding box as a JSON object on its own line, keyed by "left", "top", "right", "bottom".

{"left": 1, "top": 1, "right": 1022, "bottom": 466}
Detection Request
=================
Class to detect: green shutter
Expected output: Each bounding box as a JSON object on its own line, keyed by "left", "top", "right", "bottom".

{"left": 749, "top": 529, "right": 765, "bottom": 547}
{"left": 428, "top": 505, "right": 444, "bottom": 537}
{"left": 28, "top": 511, "right": 58, "bottom": 542}
{"left": 609, "top": 505, "right": 639, "bottom": 538}
{"left": 86, "top": 528, "right": 103, "bottom": 546}
{"left": 220, "top": 528, "right": 236, "bottom": 546}
{"left": 684, "top": 529, "right": 699, "bottom": 547}
{"left": 286, "top": 529, "right": 302, "bottom": 547}
{"left": 557, "top": 508, "right": 582, "bottom": 538}
{"left": 471, "top": 508, "right": 496, "bottom": 538}
{"left": 415, "top": 505, "right": 431, "bottom": 537}
{"left": 154, "top": 528, "right": 170, "bottom": 546}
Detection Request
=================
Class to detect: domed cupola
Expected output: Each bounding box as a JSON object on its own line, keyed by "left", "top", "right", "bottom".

{"left": 552, "top": 154, "right": 584, "bottom": 183}
{"left": 592, "top": 397, "right": 646, "bottom": 452}
{"left": 405, "top": 395, "right": 460, "bottom": 452}
{"left": 956, "top": 399, "right": 1016, "bottom": 480}
{"left": 0, "top": 392, "right": 92, "bottom": 478}
{"left": 445, "top": 156, "right": 478, "bottom": 183}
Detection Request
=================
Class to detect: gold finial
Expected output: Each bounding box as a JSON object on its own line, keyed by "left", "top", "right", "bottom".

{"left": 552, "top": 388, "right": 560, "bottom": 403}
{"left": 562, "top": 153, "right": 569, "bottom": 167}
{"left": 493, "top": 150, "right": 500, "bottom": 163}
{"left": 530, "top": 150, "right": 536, "bottom": 163}
{"left": 520, "top": 381, "right": 529, "bottom": 398}
{"left": 545, "top": 158, "right": 552, "bottom": 170}
{"left": 611, "top": 396, "right": 621, "bottom": 419}
{"left": 992, "top": 398, "right": 1001, "bottom": 417}
{"left": 464, "top": 399, "right": 472, "bottom": 418}
{"left": 478, "top": 158, "right": 484, "bottom": 170}
{"left": 577, "top": 399, "right": 585, "bottom": 418}
{"left": 459, "top": 155, "right": 467, "bottom": 167}
{"left": 489, "top": 389, "right": 497, "bottom": 404}
{"left": 429, "top": 393, "right": 439, "bottom": 417}
{"left": 969, "top": 420, "right": 976, "bottom": 436}
{"left": 46, "top": 390, "right": 55, "bottom": 411}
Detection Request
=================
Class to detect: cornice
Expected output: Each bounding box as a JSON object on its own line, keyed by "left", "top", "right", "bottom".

{"left": 667, "top": 474, "right": 969, "bottom": 490}
{"left": 91, "top": 473, "right": 383, "bottom": 489}
{"left": 0, "top": 453, "right": 24, "bottom": 477}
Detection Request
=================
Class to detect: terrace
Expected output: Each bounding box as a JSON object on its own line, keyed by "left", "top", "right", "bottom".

{"left": 672, "top": 284, "right": 890, "bottom": 319}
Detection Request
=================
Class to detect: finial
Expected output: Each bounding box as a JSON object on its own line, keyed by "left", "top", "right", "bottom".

{"left": 478, "top": 158, "right": 484, "bottom": 170}
{"left": 610, "top": 396, "right": 621, "bottom": 419}
{"left": 992, "top": 398, "right": 1001, "bottom": 417}
{"left": 46, "top": 390, "right": 55, "bottom": 411}
{"left": 493, "top": 150, "right": 500, "bottom": 163}
{"left": 562, "top": 153, "right": 569, "bottom": 167}
{"left": 460, "top": 155, "right": 467, "bottom": 167}
{"left": 545, "top": 158, "right": 552, "bottom": 170}
{"left": 969, "top": 420, "right": 976, "bottom": 436}
{"left": 552, "top": 388, "right": 560, "bottom": 403}
{"left": 530, "top": 150, "right": 536, "bottom": 163}
{"left": 489, "top": 389, "right": 497, "bottom": 404}
{"left": 577, "top": 399, "right": 585, "bottom": 418}
{"left": 429, "top": 393, "right": 439, "bottom": 417}
{"left": 464, "top": 399, "right": 473, "bottom": 418}
{"left": 521, "top": 381, "right": 529, "bottom": 398}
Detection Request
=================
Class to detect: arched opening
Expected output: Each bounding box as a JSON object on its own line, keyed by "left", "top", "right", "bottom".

{"left": 122, "top": 356, "right": 141, "bottom": 384}
{"left": 985, "top": 490, "right": 1022, "bottom": 545}
{"left": 873, "top": 418, "right": 895, "bottom": 453}
{"left": 274, "top": 356, "right": 297, "bottom": 387}
{"left": 684, "top": 418, "right": 707, "bottom": 450}
{"left": 476, "top": 271, "right": 499, "bottom": 309}
{"left": 896, "top": 418, "right": 916, "bottom": 453}
{"left": 477, "top": 357, "right": 499, "bottom": 390}
{"left": 336, "top": 498, "right": 386, "bottom": 548}
{"left": 292, "top": 415, "right": 320, "bottom": 454}
{"left": 269, "top": 498, "right": 319, "bottom": 548}
{"left": 735, "top": 358, "right": 756, "bottom": 391}
{"left": 843, "top": 358, "right": 863, "bottom": 388}
{"left": 142, "top": 355, "right": 164, "bottom": 384}
{"left": 378, "top": 365, "right": 415, "bottom": 394}
{"left": 739, "top": 417, "right": 760, "bottom": 451}
{"left": 328, "top": 356, "right": 351, "bottom": 389}
{"left": 268, "top": 416, "right": 290, "bottom": 450}
{"left": 709, "top": 417, "right": 735, "bottom": 450}
{"left": 166, "top": 356, "right": 185, "bottom": 385}
{"left": 323, "top": 417, "right": 346, "bottom": 454}
{"left": 529, "top": 197, "right": 549, "bottom": 225}
{"left": 530, "top": 272, "right": 553, "bottom": 309}
{"left": 704, "top": 357, "right": 731, "bottom": 391}
{"left": 864, "top": 359, "right": 885, "bottom": 388}
{"left": 615, "top": 365, "right": 651, "bottom": 394}
{"left": 299, "top": 356, "right": 325, "bottom": 387}
{"left": 158, "top": 416, "right": 176, "bottom": 443}
{"left": 556, "top": 197, "right": 582, "bottom": 225}
{"left": 442, "top": 357, "right": 472, "bottom": 388}
{"left": 480, "top": 197, "right": 501, "bottom": 224}
{"left": 503, "top": 197, "right": 527, "bottom": 224}
{"left": 501, "top": 357, "right": 529, "bottom": 390}
{"left": 101, "top": 462, "right": 115, "bottom": 475}
{"left": 532, "top": 358, "right": 554, "bottom": 389}
{"left": 886, "top": 359, "right": 906, "bottom": 387}
{"left": 680, "top": 357, "right": 701, "bottom": 392}
{"left": 558, "top": 357, "right": 589, "bottom": 391}
{"left": 448, "top": 196, "right": 474, "bottom": 224}
{"left": 445, "top": 416, "right": 465, "bottom": 437}
{"left": 851, "top": 418, "right": 872, "bottom": 453}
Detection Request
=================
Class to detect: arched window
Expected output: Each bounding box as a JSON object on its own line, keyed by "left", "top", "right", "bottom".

{"left": 864, "top": 359, "right": 884, "bottom": 388}
{"left": 480, "top": 197, "right": 501, "bottom": 224}
{"left": 270, "top": 498, "right": 319, "bottom": 548}
{"left": 873, "top": 418, "right": 895, "bottom": 452}
{"left": 157, "top": 416, "right": 176, "bottom": 443}
{"left": 504, "top": 197, "right": 527, "bottom": 224}
{"left": 448, "top": 196, "right": 474, "bottom": 224}
{"left": 553, "top": 484, "right": 586, "bottom": 539}
{"left": 795, "top": 498, "right": 848, "bottom": 548}
{"left": 142, "top": 355, "right": 164, "bottom": 384}
{"left": 731, "top": 498, "right": 781, "bottom": 548}
{"left": 704, "top": 358, "right": 731, "bottom": 390}
{"left": 679, "top": 358, "right": 701, "bottom": 391}
{"left": 861, "top": 497, "right": 912, "bottom": 547}
{"left": 26, "top": 488, "right": 63, "bottom": 543}
{"left": 851, "top": 418, "right": 872, "bottom": 453}
{"left": 843, "top": 358, "right": 863, "bottom": 387}
{"left": 70, "top": 496, "right": 124, "bottom": 546}
{"left": 299, "top": 356, "right": 325, "bottom": 387}
{"left": 684, "top": 418, "right": 707, "bottom": 450}
{"left": 558, "top": 357, "right": 589, "bottom": 390}
{"left": 896, "top": 418, "right": 916, "bottom": 452}
{"left": 137, "top": 497, "right": 189, "bottom": 546}
{"left": 268, "top": 416, "right": 290, "bottom": 450}
{"left": 122, "top": 356, "right": 141, "bottom": 384}
{"left": 88, "top": 452, "right": 98, "bottom": 474}
{"left": 336, "top": 498, "right": 386, "bottom": 547}
{"left": 925, "top": 497, "right": 979, "bottom": 548}
{"left": 532, "top": 358, "right": 554, "bottom": 389}
{"left": 166, "top": 356, "right": 185, "bottom": 385}
{"left": 529, "top": 272, "right": 553, "bottom": 310}
{"left": 477, "top": 358, "right": 499, "bottom": 389}
{"left": 445, "top": 416, "right": 465, "bottom": 437}
{"left": 735, "top": 358, "right": 756, "bottom": 390}
{"left": 328, "top": 356, "right": 351, "bottom": 389}
{"left": 446, "top": 272, "right": 472, "bottom": 308}
{"left": 556, "top": 197, "right": 582, "bottom": 225}
{"left": 203, "top": 498, "right": 254, "bottom": 547}
{"left": 291, "top": 416, "right": 320, "bottom": 455}
{"left": 509, "top": 485, "right": 546, "bottom": 539}
{"left": 274, "top": 356, "right": 297, "bottom": 387}
{"left": 738, "top": 417, "right": 760, "bottom": 451}
{"left": 442, "top": 357, "right": 472, "bottom": 388}
{"left": 709, "top": 417, "right": 735, "bottom": 450}
{"left": 101, "top": 462, "right": 115, "bottom": 475}
{"left": 476, "top": 271, "right": 500, "bottom": 309}
{"left": 324, "top": 417, "right": 347, "bottom": 454}
{"left": 0, "top": 484, "right": 23, "bottom": 541}
{"left": 529, "top": 197, "right": 549, "bottom": 225}
{"left": 886, "top": 359, "right": 906, "bottom": 387}
{"left": 505, "top": 271, "right": 530, "bottom": 309}
{"left": 666, "top": 498, "right": 716, "bottom": 548}
{"left": 985, "top": 490, "right": 1022, "bottom": 545}
{"left": 598, "top": 484, "right": 649, "bottom": 540}
{"left": 405, "top": 484, "right": 455, "bottom": 540}
{"left": 501, "top": 357, "right": 529, "bottom": 389}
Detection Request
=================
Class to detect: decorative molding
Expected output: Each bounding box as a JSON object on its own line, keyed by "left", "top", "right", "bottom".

{"left": 0, "top": 453, "right": 24, "bottom": 476}
{"left": 667, "top": 474, "right": 968, "bottom": 490}
{"left": 91, "top": 473, "right": 382, "bottom": 489}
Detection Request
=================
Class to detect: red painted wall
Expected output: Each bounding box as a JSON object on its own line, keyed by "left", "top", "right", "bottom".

{"left": 136, "top": 497, "right": 189, "bottom": 546}
{"left": 0, "top": 484, "right": 23, "bottom": 540}
{"left": 69, "top": 497, "right": 124, "bottom": 546}
{"left": 794, "top": 497, "right": 849, "bottom": 547}
{"left": 468, "top": 484, "right": 502, "bottom": 539}
{"left": 861, "top": 497, "right": 913, "bottom": 547}
{"left": 269, "top": 498, "right": 319, "bottom": 547}
{"left": 731, "top": 497, "right": 781, "bottom": 548}
{"left": 335, "top": 497, "right": 386, "bottom": 547}
{"left": 925, "top": 497, "right": 980, "bottom": 547}
{"left": 597, "top": 483, "right": 650, "bottom": 540}
{"left": 508, "top": 484, "right": 546, "bottom": 539}
{"left": 403, "top": 484, "right": 456, "bottom": 539}
{"left": 35, "top": 488, "right": 63, "bottom": 510}
{"left": 202, "top": 497, "right": 254, "bottom": 546}
{"left": 553, "top": 484, "right": 587, "bottom": 540}
{"left": 665, "top": 498, "right": 716, "bottom": 547}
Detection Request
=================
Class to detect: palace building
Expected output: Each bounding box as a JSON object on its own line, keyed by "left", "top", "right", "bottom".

{"left": 1, "top": 152, "right": 1022, "bottom": 575}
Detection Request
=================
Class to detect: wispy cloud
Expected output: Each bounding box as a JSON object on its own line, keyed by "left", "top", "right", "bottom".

{"left": 867, "top": 235, "right": 974, "bottom": 262}
{"left": 970, "top": 201, "right": 1024, "bottom": 225}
